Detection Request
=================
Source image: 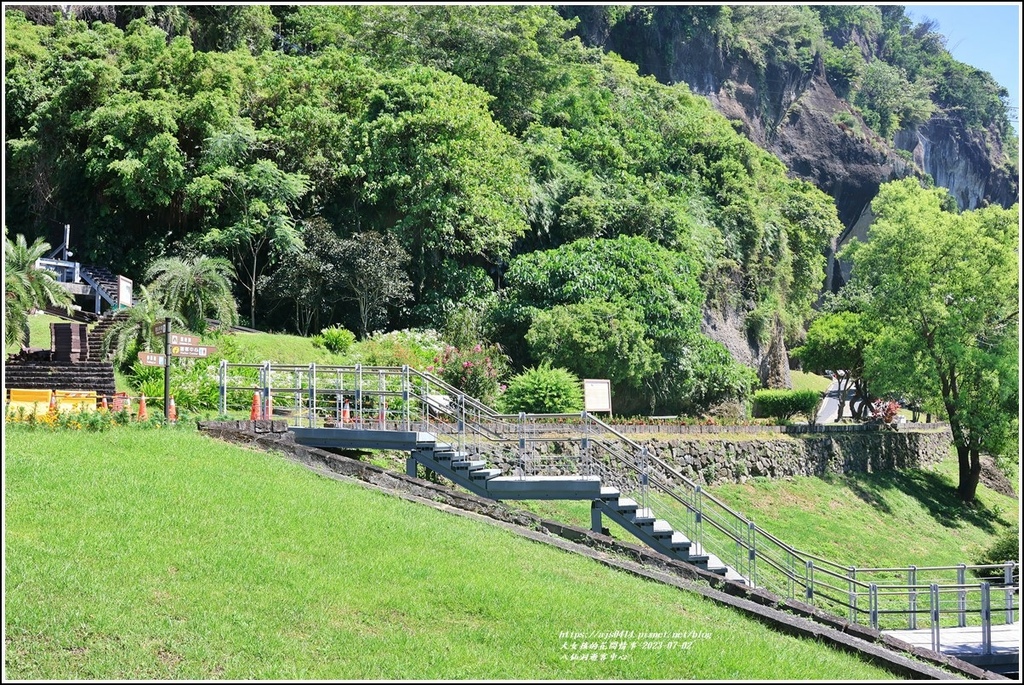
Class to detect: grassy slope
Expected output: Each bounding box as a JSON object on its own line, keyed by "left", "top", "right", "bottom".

{"left": 4, "top": 427, "right": 899, "bottom": 681}
{"left": 4, "top": 311, "right": 65, "bottom": 355}
{"left": 790, "top": 370, "right": 832, "bottom": 394}
{"left": 707, "top": 450, "right": 1018, "bottom": 569}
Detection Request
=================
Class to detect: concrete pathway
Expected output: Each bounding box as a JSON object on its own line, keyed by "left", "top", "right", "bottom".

{"left": 882, "top": 622, "right": 1019, "bottom": 674}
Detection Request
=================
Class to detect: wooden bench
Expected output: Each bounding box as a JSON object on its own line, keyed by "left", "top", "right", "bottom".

{"left": 7, "top": 388, "right": 54, "bottom": 417}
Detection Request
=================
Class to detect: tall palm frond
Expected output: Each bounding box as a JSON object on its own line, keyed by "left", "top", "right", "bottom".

{"left": 102, "top": 285, "right": 183, "bottom": 371}
{"left": 4, "top": 232, "right": 73, "bottom": 348}
{"left": 145, "top": 255, "right": 239, "bottom": 333}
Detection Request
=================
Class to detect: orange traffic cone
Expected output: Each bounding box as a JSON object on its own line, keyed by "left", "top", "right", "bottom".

{"left": 137, "top": 394, "right": 148, "bottom": 422}
{"left": 341, "top": 399, "right": 350, "bottom": 423}
{"left": 48, "top": 392, "right": 57, "bottom": 414}
{"left": 168, "top": 396, "right": 178, "bottom": 423}
{"left": 250, "top": 392, "right": 261, "bottom": 421}
{"left": 378, "top": 398, "right": 386, "bottom": 426}
{"left": 100, "top": 396, "right": 109, "bottom": 412}
{"left": 263, "top": 394, "right": 273, "bottom": 421}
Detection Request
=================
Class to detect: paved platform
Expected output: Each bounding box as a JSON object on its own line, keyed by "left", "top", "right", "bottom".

{"left": 883, "top": 622, "right": 1019, "bottom": 674}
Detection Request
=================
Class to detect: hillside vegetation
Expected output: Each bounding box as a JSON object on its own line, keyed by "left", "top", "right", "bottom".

{"left": 5, "top": 426, "right": 901, "bottom": 680}
{"left": 4, "top": 5, "right": 843, "bottom": 414}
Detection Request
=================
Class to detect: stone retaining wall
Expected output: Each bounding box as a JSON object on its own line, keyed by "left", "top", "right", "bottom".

{"left": 487, "top": 426, "right": 953, "bottom": 488}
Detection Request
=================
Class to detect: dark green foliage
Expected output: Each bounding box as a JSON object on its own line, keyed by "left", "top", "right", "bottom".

{"left": 499, "top": 364, "right": 583, "bottom": 415}
{"left": 526, "top": 299, "right": 660, "bottom": 393}
{"left": 974, "top": 525, "right": 1020, "bottom": 568}
{"left": 752, "top": 389, "right": 822, "bottom": 423}
{"left": 495, "top": 235, "right": 755, "bottom": 415}
{"left": 312, "top": 326, "right": 356, "bottom": 355}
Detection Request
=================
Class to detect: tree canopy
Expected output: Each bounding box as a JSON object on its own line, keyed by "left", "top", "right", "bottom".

{"left": 844, "top": 178, "right": 1019, "bottom": 501}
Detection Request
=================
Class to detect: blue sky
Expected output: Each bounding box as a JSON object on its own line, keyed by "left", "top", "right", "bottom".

{"left": 903, "top": 3, "right": 1021, "bottom": 133}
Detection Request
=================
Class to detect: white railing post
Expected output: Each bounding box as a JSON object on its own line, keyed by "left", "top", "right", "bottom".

{"left": 930, "top": 583, "right": 940, "bottom": 653}
{"left": 219, "top": 360, "right": 227, "bottom": 415}
{"left": 402, "top": 365, "right": 410, "bottom": 431}
{"left": 908, "top": 565, "right": 917, "bottom": 630}
{"left": 640, "top": 446, "right": 649, "bottom": 511}
{"left": 848, "top": 567, "right": 857, "bottom": 623}
{"left": 308, "top": 363, "right": 316, "bottom": 427}
{"left": 981, "top": 582, "right": 992, "bottom": 655}
{"left": 957, "top": 564, "right": 967, "bottom": 628}
{"left": 747, "top": 521, "right": 757, "bottom": 587}
{"left": 868, "top": 583, "right": 878, "bottom": 630}
{"left": 355, "top": 364, "right": 363, "bottom": 426}
{"left": 805, "top": 560, "right": 814, "bottom": 602}
{"left": 1005, "top": 562, "right": 1016, "bottom": 624}
{"left": 518, "top": 412, "right": 527, "bottom": 478}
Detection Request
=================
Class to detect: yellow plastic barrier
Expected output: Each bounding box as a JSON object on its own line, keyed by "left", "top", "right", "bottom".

{"left": 6, "top": 389, "right": 54, "bottom": 417}
{"left": 55, "top": 390, "right": 98, "bottom": 413}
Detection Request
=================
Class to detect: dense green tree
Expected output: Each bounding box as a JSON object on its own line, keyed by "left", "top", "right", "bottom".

{"left": 792, "top": 312, "right": 876, "bottom": 420}
{"left": 343, "top": 66, "right": 530, "bottom": 300}
{"left": 494, "top": 235, "right": 753, "bottom": 414}
{"left": 4, "top": 231, "right": 73, "bottom": 348}
{"left": 260, "top": 218, "right": 346, "bottom": 337}
{"left": 189, "top": 118, "right": 310, "bottom": 329}
{"left": 337, "top": 231, "right": 413, "bottom": 339}
{"left": 144, "top": 254, "right": 238, "bottom": 334}
{"left": 845, "top": 178, "right": 1019, "bottom": 501}
{"left": 526, "top": 299, "right": 661, "bottom": 394}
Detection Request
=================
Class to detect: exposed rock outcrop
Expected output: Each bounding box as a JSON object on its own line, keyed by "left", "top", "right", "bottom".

{"left": 563, "top": 6, "right": 1019, "bottom": 373}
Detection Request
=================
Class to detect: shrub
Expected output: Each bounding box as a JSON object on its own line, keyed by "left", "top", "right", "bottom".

{"left": 354, "top": 329, "right": 445, "bottom": 369}
{"left": 312, "top": 326, "right": 356, "bottom": 354}
{"left": 973, "top": 525, "right": 1020, "bottom": 582}
{"left": 752, "top": 388, "right": 821, "bottom": 422}
{"left": 499, "top": 364, "right": 583, "bottom": 414}
{"left": 429, "top": 343, "right": 508, "bottom": 405}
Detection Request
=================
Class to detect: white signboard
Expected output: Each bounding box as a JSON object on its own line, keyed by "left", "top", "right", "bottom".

{"left": 118, "top": 276, "right": 133, "bottom": 307}
{"left": 583, "top": 379, "right": 612, "bottom": 414}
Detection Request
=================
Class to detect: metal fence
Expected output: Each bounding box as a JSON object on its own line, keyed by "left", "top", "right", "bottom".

{"left": 218, "top": 361, "right": 1019, "bottom": 652}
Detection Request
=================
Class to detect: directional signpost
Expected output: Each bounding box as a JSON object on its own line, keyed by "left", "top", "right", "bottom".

{"left": 150, "top": 318, "right": 217, "bottom": 419}
{"left": 171, "top": 343, "right": 214, "bottom": 358}
{"left": 138, "top": 352, "right": 166, "bottom": 367}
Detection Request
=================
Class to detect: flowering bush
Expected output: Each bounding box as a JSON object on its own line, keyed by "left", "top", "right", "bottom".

{"left": 869, "top": 399, "right": 901, "bottom": 427}
{"left": 428, "top": 343, "right": 508, "bottom": 405}
{"left": 5, "top": 405, "right": 139, "bottom": 431}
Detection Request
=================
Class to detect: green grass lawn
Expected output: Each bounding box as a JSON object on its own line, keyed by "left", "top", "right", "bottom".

{"left": 707, "top": 449, "right": 1018, "bottom": 569}
{"left": 5, "top": 311, "right": 65, "bottom": 355}
{"left": 219, "top": 330, "right": 348, "bottom": 365}
{"left": 790, "top": 370, "right": 832, "bottom": 394}
{"left": 5, "top": 426, "right": 901, "bottom": 680}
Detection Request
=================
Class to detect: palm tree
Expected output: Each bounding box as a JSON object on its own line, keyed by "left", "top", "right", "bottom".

{"left": 102, "top": 285, "right": 183, "bottom": 372}
{"left": 145, "top": 254, "right": 239, "bottom": 334}
{"left": 5, "top": 231, "right": 73, "bottom": 348}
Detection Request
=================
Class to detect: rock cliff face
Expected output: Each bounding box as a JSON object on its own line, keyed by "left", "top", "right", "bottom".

{"left": 563, "top": 6, "right": 1018, "bottom": 377}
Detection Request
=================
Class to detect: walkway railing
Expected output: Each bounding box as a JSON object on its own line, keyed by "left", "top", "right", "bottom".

{"left": 218, "top": 362, "right": 1019, "bottom": 653}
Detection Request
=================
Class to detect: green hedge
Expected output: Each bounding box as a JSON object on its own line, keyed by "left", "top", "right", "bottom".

{"left": 752, "top": 389, "right": 822, "bottom": 422}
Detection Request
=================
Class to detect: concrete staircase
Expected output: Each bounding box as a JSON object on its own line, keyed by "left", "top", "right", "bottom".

{"left": 411, "top": 441, "right": 739, "bottom": 578}
{"left": 291, "top": 425, "right": 744, "bottom": 580}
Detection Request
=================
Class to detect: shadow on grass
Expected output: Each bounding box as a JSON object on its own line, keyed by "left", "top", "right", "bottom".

{"left": 831, "top": 469, "right": 1008, "bottom": 533}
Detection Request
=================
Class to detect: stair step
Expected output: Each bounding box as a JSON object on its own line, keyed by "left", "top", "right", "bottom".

{"left": 632, "top": 508, "right": 656, "bottom": 526}
{"left": 451, "top": 460, "right": 486, "bottom": 471}
{"left": 683, "top": 554, "right": 711, "bottom": 567}
{"left": 650, "top": 520, "right": 674, "bottom": 539}
{"left": 599, "top": 487, "right": 620, "bottom": 500}
{"left": 668, "top": 532, "right": 692, "bottom": 551}
{"left": 468, "top": 468, "right": 503, "bottom": 481}
{"left": 615, "top": 497, "right": 639, "bottom": 513}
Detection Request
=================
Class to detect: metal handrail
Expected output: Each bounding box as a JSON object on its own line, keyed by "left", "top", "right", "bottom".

{"left": 216, "top": 361, "right": 1020, "bottom": 648}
